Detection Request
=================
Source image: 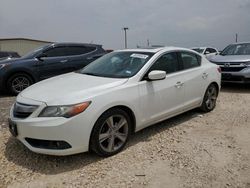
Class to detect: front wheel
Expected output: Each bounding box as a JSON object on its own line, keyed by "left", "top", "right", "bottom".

{"left": 7, "top": 73, "right": 33, "bottom": 95}
{"left": 200, "top": 84, "right": 218, "bottom": 112}
{"left": 90, "top": 108, "right": 131, "bottom": 157}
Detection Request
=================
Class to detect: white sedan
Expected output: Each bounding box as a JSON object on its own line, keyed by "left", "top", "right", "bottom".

{"left": 191, "top": 47, "right": 219, "bottom": 60}
{"left": 9, "top": 47, "right": 221, "bottom": 156}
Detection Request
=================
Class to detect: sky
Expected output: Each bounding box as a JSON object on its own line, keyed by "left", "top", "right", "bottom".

{"left": 0, "top": 0, "right": 250, "bottom": 50}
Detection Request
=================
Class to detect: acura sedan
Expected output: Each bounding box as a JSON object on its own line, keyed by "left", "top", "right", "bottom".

{"left": 9, "top": 47, "right": 221, "bottom": 156}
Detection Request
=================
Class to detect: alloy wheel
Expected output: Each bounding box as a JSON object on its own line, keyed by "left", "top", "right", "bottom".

{"left": 11, "top": 76, "right": 31, "bottom": 94}
{"left": 205, "top": 85, "right": 217, "bottom": 110}
{"left": 99, "top": 115, "right": 129, "bottom": 153}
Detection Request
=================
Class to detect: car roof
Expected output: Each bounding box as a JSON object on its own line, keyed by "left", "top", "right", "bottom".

{"left": 116, "top": 46, "right": 194, "bottom": 53}
{"left": 228, "top": 42, "right": 250, "bottom": 45}
{"left": 50, "top": 42, "right": 102, "bottom": 47}
{"left": 191, "top": 47, "right": 217, "bottom": 49}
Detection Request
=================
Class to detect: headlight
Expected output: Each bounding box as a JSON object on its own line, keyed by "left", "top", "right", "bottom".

{"left": 39, "top": 101, "right": 91, "bottom": 118}
{"left": 243, "top": 61, "right": 250, "bottom": 67}
{"left": 0, "top": 64, "right": 7, "bottom": 69}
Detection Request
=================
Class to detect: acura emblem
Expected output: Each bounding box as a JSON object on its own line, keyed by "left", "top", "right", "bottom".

{"left": 224, "top": 63, "right": 230, "bottom": 67}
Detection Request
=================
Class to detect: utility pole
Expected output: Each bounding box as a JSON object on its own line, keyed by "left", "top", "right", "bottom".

{"left": 235, "top": 33, "right": 238, "bottom": 43}
{"left": 123, "top": 27, "right": 129, "bottom": 49}
{"left": 147, "top": 39, "right": 150, "bottom": 47}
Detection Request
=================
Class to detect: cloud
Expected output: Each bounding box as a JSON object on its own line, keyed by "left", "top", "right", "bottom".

{"left": 0, "top": 0, "right": 249, "bottom": 50}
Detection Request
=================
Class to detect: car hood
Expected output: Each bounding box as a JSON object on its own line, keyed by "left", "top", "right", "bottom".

{"left": 210, "top": 55, "right": 250, "bottom": 63}
{"left": 20, "top": 72, "right": 128, "bottom": 105}
{"left": 0, "top": 57, "right": 25, "bottom": 64}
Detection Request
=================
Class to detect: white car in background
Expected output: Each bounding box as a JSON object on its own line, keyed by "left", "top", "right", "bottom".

{"left": 192, "top": 47, "right": 219, "bottom": 60}
{"left": 9, "top": 47, "right": 221, "bottom": 157}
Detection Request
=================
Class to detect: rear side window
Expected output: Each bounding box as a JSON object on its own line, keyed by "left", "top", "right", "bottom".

{"left": 66, "top": 46, "right": 96, "bottom": 56}
{"left": 206, "top": 48, "right": 217, "bottom": 53}
{"left": 149, "top": 52, "right": 179, "bottom": 74}
{"left": 180, "top": 52, "right": 201, "bottom": 70}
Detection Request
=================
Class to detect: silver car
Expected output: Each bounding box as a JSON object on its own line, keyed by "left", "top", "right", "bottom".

{"left": 210, "top": 42, "right": 250, "bottom": 83}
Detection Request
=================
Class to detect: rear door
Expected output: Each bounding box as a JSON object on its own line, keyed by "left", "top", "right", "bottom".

{"left": 64, "top": 46, "right": 98, "bottom": 71}
{"left": 178, "top": 51, "right": 208, "bottom": 109}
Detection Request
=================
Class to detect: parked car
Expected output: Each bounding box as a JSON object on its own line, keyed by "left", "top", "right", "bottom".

{"left": 0, "top": 51, "right": 20, "bottom": 61}
{"left": 0, "top": 43, "right": 106, "bottom": 94}
{"left": 9, "top": 47, "right": 221, "bottom": 156}
{"left": 210, "top": 42, "right": 250, "bottom": 83}
{"left": 192, "top": 47, "right": 219, "bottom": 60}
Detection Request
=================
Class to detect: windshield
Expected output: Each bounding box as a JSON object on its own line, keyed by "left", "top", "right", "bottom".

{"left": 22, "top": 44, "right": 50, "bottom": 58}
{"left": 79, "top": 51, "right": 154, "bottom": 78}
{"left": 221, "top": 43, "right": 250, "bottom": 55}
{"left": 192, "top": 48, "right": 205, "bottom": 54}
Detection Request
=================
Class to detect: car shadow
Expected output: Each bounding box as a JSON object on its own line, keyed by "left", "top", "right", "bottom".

{"left": 0, "top": 93, "right": 13, "bottom": 98}
{"left": 221, "top": 83, "right": 250, "bottom": 93}
{"left": 4, "top": 109, "right": 200, "bottom": 175}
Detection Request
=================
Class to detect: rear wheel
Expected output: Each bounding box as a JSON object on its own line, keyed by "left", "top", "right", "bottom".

{"left": 200, "top": 84, "right": 218, "bottom": 112}
{"left": 7, "top": 73, "right": 33, "bottom": 95}
{"left": 90, "top": 108, "right": 131, "bottom": 157}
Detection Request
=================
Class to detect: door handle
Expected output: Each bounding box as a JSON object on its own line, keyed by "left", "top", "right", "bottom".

{"left": 60, "top": 60, "right": 68, "bottom": 63}
{"left": 175, "top": 81, "right": 184, "bottom": 88}
{"left": 202, "top": 72, "right": 208, "bottom": 79}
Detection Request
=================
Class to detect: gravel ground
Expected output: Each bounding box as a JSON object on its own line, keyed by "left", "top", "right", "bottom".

{"left": 0, "top": 84, "right": 250, "bottom": 188}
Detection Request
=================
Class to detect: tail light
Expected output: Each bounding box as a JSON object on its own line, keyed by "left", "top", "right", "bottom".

{"left": 217, "top": 66, "right": 221, "bottom": 73}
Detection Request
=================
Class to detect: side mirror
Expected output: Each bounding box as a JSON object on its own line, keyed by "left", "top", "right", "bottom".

{"left": 147, "top": 70, "right": 166, "bottom": 81}
{"left": 204, "top": 51, "right": 210, "bottom": 55}
{"left": 36, "top": 53, "right": 47, "bottom": 61}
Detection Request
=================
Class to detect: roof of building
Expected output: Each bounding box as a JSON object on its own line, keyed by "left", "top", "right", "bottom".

{"left": 0, "top": 37, "right": 52, "bottom": 43}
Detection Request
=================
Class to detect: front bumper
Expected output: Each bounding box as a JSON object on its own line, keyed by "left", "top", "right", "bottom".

{"left": 9, "top": 97, "right": 95, "bottom": 156}
{"left": 221, "top": 67, "right": 250, "bottom": 83}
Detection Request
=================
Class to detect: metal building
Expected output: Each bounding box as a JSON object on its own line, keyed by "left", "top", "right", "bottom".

{"left": 0, "top": 38, "right": 52, "bottom": 56}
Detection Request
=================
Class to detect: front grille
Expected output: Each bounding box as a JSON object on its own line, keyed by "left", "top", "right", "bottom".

{"left": 214, "top": 62, "right": 247, "bottom": 72}
{"left": 13, "top": 102, "right": 38, "bottom": 119}
{"left": 221, "top": 67, "right": 245, "bottom": 72}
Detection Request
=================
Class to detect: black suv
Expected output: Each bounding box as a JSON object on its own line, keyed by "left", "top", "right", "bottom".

{"left": 0, "top": 43, "right": 106, "bottom": 95}
{"left": 0, "top": 51, "right": 20, "bottom": 61}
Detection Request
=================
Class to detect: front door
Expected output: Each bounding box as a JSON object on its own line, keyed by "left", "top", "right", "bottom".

{"left": 36, "top": 46, "right": 70, "bottom": 80}
{"left": 138, "top": 52, "right": 186, "bottom": 129}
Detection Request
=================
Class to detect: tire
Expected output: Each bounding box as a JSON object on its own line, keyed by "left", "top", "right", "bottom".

{"left": 90, "top": 108, "right": 131, "bottom": 157}
{"left": 200, "top": 84, "right": 218, "bottom": 112}
{"left": 7, "top": 73, "right": 33, "bottom": 95}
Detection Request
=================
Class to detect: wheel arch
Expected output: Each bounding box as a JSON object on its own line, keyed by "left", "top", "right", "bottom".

{"left": 88, "top": 105, "right": 137, "bottom": 151}
{"left": 209, "top": 81, "right": 220, "bottom": 96}
{"left": 5, "top": 70, "right": 36, "bottom": 87}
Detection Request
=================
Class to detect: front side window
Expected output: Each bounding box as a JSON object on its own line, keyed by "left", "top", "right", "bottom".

{"left": 208, "top": 48, "right": 217, "bottom": 53}
{"left": 22, "top": 45, "right": 50, "bottom": 58}
{"left": 44, "top": 47, "right": 68, "bottom": 57}
{"left": 192, "top": 48, "right": 204, "bottom": 54}
{"left": 180, "top": 52, "right": 200, "bottom": 70}
{"left": 148, "top": 52, "right": 179, "bottom": 74}
{"left": 79, "top": 51, "right": 154, "bottom": 78}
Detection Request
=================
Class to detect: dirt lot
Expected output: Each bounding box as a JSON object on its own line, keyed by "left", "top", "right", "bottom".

{"left": 0, "top": 84, "right": 250, "bottom": 188}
